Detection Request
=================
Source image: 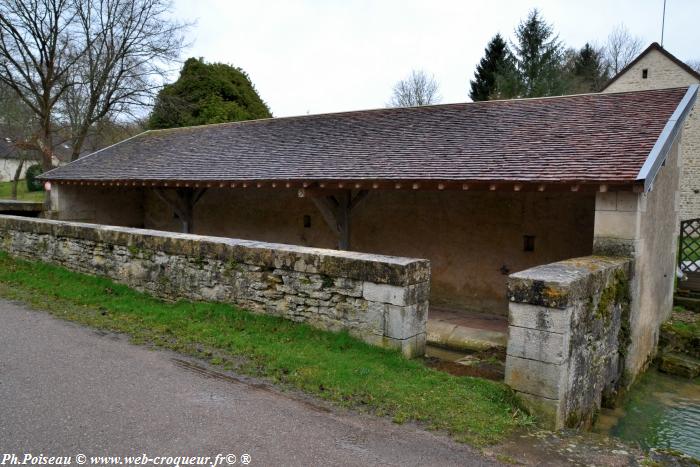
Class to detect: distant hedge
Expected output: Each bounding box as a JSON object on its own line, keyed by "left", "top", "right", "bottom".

{"left": 25, "top": 164, "right": 44, "bottom": 192}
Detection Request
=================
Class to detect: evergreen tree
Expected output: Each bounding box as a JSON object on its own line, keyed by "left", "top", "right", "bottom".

{"left": 571, "top": 43, "right": 609, "bottom": 92}
{"left": 497, "top": 9, "right": 565, "bottom": 98}
{"left": 469, "top": 34, "right": 511, "bottom": 101}
{"left": 149, "top": 58, "right": 271, "bottom": 129}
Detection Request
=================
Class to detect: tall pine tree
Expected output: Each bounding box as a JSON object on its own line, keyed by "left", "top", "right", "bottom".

{"left": 497, "top": 9, "right": 565, "bottom": 98}
{"left": 571, "top": 43, "right": 609, "bottom": 92}
{"left": 469, "top": 34, "right": 511, "bottom": 101}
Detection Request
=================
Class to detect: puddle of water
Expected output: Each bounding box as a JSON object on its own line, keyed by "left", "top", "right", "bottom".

{"left": 594, "top": 368, "right": 700, "bottom": 459}
{"left": 424, "top": 345, "right": 505, "bottom": 381}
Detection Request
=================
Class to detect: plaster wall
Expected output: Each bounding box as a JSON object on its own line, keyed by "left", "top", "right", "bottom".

{"left": 593, "top": 139, "right": 681, "bottom": 378}
{"left": 603, "top": 48, "right": 700, "bottom": 221}
{"left": 143, "top": 188, "right": 595, "bottom": 315}
{"left": 0, "top": 158, "right": 29, "bottom": 182}
{"left": 50, "top": 184, "right": 145, "bottom": 227}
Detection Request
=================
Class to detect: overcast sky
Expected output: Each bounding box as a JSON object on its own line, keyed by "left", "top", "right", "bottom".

{"left": 171, "top": 0, "right": 700, "bottom": 117}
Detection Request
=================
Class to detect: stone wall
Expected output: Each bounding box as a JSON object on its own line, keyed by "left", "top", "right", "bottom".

{"left": 52, "top": 184, "right": 594, "bottom": 316}
{"left": 505, "top": 256, "right": 632, "bottom": 429}
{"left": 0, "top": 215, "right": 430, "bottom": 357}
{"left": 603, "top": 48, "right": 700, "bottom": 221}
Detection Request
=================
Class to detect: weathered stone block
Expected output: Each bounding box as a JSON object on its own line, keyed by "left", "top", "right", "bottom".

{"left": 593, "top": 210, "right": 639, "bottom": 239}
{"left": 508, "top": 303, "right": 572, "bottom": 334}
{"left": 507, "top": 326, "right": 568, "bottom": 364}
{"left": 362, "top": 282, "right": 408, "bottom": 306}
{"left": 594, "top": 192, "right": 617, "bottom": 211}
{"left": 616, "top": 192, "right": 640, "bottom": 212}
{"left": 382, "top": 332, "right": 426, "bottom": 359}
{"left": 384, "top": 302, "right": 428, "bottom": 340}
{"left": 505, "top": 355, "right": 566, "bottom": 400}
{"left": 659, "top": 352, "right": 700, "bottom": 378}
{"left": 514, "top": 392, "right": 565, "bottom": 430}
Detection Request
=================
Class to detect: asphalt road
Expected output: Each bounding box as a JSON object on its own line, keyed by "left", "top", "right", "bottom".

{"left": 0, "top": 300, "right": 497, "bottom": 467}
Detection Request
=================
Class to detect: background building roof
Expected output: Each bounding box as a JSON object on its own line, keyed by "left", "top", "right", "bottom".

{"left": 603, "top": 42, "right": 700, "bottom": 91}
{"left": 42, "top": 87, "right": 692, "bottom": 187}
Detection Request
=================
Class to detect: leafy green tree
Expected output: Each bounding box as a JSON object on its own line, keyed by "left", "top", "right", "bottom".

{"left": 497, "top": 9, "right": 565, "bottom": 98}
{"left": 565, "top": 43, "right": 610, "bottom": 93}
{"left": 149, "top": 58, "right": 272, "bottom": 129}
{"left": 469, "top": 34, "right": 512, "bottom": 101}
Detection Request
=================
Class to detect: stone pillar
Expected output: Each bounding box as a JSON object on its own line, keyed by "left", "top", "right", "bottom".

{"left": 505, "top": 256, "right": 631, "bottom": 429}
{"left": 592, "top": 141, "right": 681, "bottom": 379}
{"left": 362, "top": 281, "right": 429, "bottom": 358}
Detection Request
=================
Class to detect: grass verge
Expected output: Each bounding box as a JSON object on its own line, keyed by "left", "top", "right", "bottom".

{"left": 0, "top": 252, "right": 531, "bottom": 445}
{"left": 0, "top": 179, "right": 44, "bottom": 202}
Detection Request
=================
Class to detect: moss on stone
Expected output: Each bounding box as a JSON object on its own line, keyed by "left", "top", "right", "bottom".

{"left": 322, "top": 275, "right": 334, "bottom": 289}
{"left": 224, "top": 259, "right": 242, "bottom": 275}
{"left": 659, "top": 307, "right": 700, "bottom": 359}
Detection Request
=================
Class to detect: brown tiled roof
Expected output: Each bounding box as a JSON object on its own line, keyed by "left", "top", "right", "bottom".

{"left": 42, "top": 87, "right": 691, "bottom": 186}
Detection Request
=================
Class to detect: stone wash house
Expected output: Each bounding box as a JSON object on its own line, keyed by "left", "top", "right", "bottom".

{"left": 36, "top": 86, "right": 698, "bottom": 427}
{"left": 602, "top": 42, "right": 700, "bottom": 221}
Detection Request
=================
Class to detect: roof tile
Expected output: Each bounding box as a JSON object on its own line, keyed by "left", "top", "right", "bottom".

{"left": 42, "top": 88, "right": 689, "bottom": 184}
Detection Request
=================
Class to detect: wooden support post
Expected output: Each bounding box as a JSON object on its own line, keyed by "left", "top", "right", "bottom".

{"left": 154, "top": 187, "right": 207, "bottom": 233}
{"left": 309, "top": 189, "right": 368, "bottom": 250}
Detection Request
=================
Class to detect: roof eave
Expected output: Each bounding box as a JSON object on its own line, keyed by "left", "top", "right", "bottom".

{"left": 636, "top": 84, "right": 699, "bottom": 192}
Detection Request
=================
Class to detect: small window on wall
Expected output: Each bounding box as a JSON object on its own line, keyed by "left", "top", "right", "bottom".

{"left": 303, "top": 215, "right": 311, "bottom": 228}
{"left": 642, "top": 69, "right": 649, "bottom": 79}
{"left": 523, "top": 235, "right": 535, "bottom": 252}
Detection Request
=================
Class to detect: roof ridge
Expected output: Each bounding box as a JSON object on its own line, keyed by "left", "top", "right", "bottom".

{"left": 144, "top": 86, "right": 687, "bottom": 136}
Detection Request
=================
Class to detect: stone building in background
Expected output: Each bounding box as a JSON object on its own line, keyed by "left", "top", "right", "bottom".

{"left": 602, "top": 42, "right": 700, "bottom": 221}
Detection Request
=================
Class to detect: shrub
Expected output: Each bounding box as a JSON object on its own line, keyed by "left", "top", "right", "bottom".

{"left": 25, "top": 164, "right": 44, "bottom": 192}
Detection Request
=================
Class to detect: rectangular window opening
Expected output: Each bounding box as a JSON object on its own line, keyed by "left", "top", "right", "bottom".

{"left": 303, "top": 214, "right": 311, "bottom": 228}
{"left": 642, "top": 69, "right": 648, "bottom": 79}
{"left": 523, "top": 235, "right": 535, "bottom": 252}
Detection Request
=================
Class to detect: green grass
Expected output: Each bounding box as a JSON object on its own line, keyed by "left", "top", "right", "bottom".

{"left": 667, "top": 307, "right": 700, "bottom": 340}
{"left": 0, "top": 252, "right": 531, "bottom": 445}
{"left": 680, "top": 236, "right": 700, "bottom": 262}
{"left": 0, "top": 179, "right": 45, "bottom": 202}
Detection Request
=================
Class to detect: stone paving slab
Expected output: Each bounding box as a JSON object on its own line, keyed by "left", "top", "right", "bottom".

{"left": 427, "top": 307, "right": 507, "bottom": 352}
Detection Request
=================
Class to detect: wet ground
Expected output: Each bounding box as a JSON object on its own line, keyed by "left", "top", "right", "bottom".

{"left": 427, "top": 344, "right": 700, "bottom": 465}
{"left": 425, "top": 345, "right": 506, "bottom": 380}
{"left": 594, "top": 368, "right": 700, "bottom": 460}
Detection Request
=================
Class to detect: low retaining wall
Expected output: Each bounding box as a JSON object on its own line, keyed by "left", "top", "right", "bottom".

{"left": 0, "top": 215, "right": 430, "bottom": 357}
{"left": 505, "top": 256, "right": 632, "bottom": 429}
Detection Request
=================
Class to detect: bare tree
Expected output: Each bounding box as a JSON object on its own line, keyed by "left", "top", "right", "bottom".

{"left": 604, "top": 24, "right": 644, "bottom": 75}
{"left": 0, "top": 0, "right": 84, "bottom": 171}
{"left": 0, "top": 0, "right": 187, "bottom": 172}
{"left": 686, "top": 60, "right": 700, "bottom": 74}
{"left": 59, "top": 0, "right": 188, "bottom": 161}
{"left": 0, "top": 82, "right": 38, "bottom": 198}
{"left": 388, "top": 70, "right": 440, "bottom": 107}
